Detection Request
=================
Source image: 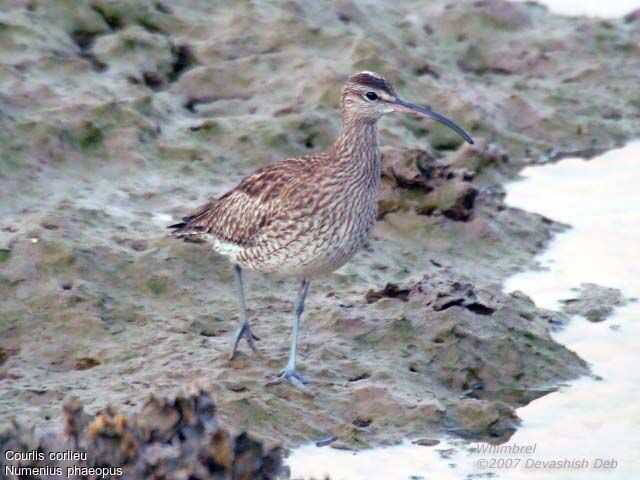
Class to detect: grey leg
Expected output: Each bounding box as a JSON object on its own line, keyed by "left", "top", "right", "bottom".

{"left": 229, "top": 265, "right": 260, "bottom": 360}
{"left": 268, "top": 279, "right": 310, "bottom": 389}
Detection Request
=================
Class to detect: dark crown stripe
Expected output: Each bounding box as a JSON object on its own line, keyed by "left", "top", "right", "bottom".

{"left": 349, "top": 73, "right": 395, "bottom": 96}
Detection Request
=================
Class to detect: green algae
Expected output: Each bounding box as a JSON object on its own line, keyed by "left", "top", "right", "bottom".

{"left": 146, "top": 276, "right": 168, "bottom": 296}
{"left": 0, "top": 249, "right": 10, "bottom": 264}
{"left": 77, "top": 122, "right": 104, "bottom": 152}
{"left": 35, "top": 242, "right": 77, "bottom": 274}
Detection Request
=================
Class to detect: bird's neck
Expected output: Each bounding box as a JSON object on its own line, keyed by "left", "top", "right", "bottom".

{"left": 332, "top": 116, "right": 381, "bottom": 180}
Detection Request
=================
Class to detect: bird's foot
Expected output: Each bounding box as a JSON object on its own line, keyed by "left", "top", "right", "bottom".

{"left": 229, "top": 322, "right": 261, "bottom": 360}
{"left": 266, "top": 367, "right": 310, "bottom": 391}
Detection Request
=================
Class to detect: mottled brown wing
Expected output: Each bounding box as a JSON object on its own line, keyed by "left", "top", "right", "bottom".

{"left": 168, "top": 153, "right": 327, "bottom": 246}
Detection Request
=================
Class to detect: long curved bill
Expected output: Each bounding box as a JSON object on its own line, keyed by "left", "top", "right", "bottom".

{"left": 393, "top": 98, "right": 474, "bottom": 145}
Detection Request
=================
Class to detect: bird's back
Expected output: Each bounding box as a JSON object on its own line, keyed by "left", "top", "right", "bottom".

{"left": 170, "top": 156, "right": 317, "bottom": 243}
{"left": 169, "top": 148, "right": 380, "bottom": 277}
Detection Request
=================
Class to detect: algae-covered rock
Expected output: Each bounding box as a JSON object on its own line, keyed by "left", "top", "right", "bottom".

{"left": 89, "top": 0, "right": 177, "bottom": 33}
{"left": 449, "top": 138, "right": 509, "bottom": 174}
{"left": 560, "top": 283, "right": 627, "bottom": 322}
{"left": 0, "top": 387, "right": 284, "bottom": 479}
{"left": 361, "top": 267, "right": 586, "bottom": 409}
{"left": 380, "top": 146, "right": 478, "bottom": 220}
{"left": 92, "top": 25, "right": 175, "bottom": 88}
{"left": 424, "top": 180, "right": 478, "bottom": 221}
{"left": 447, "top": 398, "right": 519, "bottom": 440}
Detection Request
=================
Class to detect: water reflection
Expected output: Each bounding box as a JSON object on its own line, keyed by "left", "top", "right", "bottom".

{"left": 501, "top": 142, "right": 640, "bottom": 480}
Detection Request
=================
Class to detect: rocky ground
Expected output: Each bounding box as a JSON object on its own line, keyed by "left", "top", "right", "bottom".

{"left": 1, "top": 0, "right": 640, "bottom": 457}
{"left": 1, "top": 386, "right": 284, "bottom": 479}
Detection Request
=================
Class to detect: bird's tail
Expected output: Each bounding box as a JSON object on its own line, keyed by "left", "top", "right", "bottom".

{"left": 167, "top": 201, "right": 215, "bottom": 238}
{"left": 167, "top": 216, "right": 209, "bottom": 240}
{"left": 167, "top": 216, "right": 192, "bottom": 235}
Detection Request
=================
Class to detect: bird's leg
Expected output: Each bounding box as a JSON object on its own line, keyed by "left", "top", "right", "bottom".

{"left": 268, "top": 279, "right": 310, "bottom": 389}
{"left": 229, "top": 265, "right": 260, "bottom": 360}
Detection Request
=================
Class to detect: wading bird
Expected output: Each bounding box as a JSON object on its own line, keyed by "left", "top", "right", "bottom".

{"left": 169, "top": 71, "right": 473, "bottom": 388}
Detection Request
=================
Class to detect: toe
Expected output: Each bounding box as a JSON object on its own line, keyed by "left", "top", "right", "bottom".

{"left": 287, "top": 374, "right": 306, "bottom": 390}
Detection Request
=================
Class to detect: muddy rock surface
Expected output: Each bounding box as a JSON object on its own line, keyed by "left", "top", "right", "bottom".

{"left": 0, "top": 386, "right": 284, "bottom": 479}
{"left": 560, "top": 283, "right": 628, "bottom": 322}
{"left": 1, "top": 0, "right": 640, "bottom": 450}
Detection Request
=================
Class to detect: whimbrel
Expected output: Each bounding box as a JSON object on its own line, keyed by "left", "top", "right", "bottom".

{"left": 169, "top": 71, "right": 473, "bottom": 388}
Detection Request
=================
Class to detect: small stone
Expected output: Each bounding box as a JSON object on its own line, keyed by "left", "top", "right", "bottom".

{"left": 315, "top": 434, "right": 337, "bottom": 447}
{"left": 191, "top": 318, "right": 225, "bottom": 337}
{"left": 412, "top": 438, "right": 440, "bottom": 447}
{"left": 365, "top": 283, "right": 410, "bottom": 303}
{"left": 437, "top": 447, "right": 456, "bottom": 459}
{"left": 130, "top": 240, "right": 148, "bottom": 251}
{"left": 224, "top": 382, "right": 247, "bottom": 393}
{"left": 560, "top": 283, "right": 626, "bottom": 322}
{"left": 41, "top": 221, "right": 60, "bottom": 230}
{"left": 75, "top": 357, "right": 101, "bottom": 370}
{"left": 352, "top": 417, "right": 372, "bottom": 428}
{"left": 330, "top": 441, "right": 356, "bottom": 451}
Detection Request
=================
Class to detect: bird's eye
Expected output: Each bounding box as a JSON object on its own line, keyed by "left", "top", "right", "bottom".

{"left": 365, "top": 91, "right": 378, "bottom": 101}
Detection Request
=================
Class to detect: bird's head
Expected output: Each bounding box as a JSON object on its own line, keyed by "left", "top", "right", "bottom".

{"left": 341, "top": 71, "right": 473, "bottom": 144}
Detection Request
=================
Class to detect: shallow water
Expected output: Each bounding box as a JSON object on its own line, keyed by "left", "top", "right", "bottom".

{"left": 512, "top": 0, "right": 639, "bottom": 18}
{"left": 287, "top": 143, "right": 640, "bottom": 479}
